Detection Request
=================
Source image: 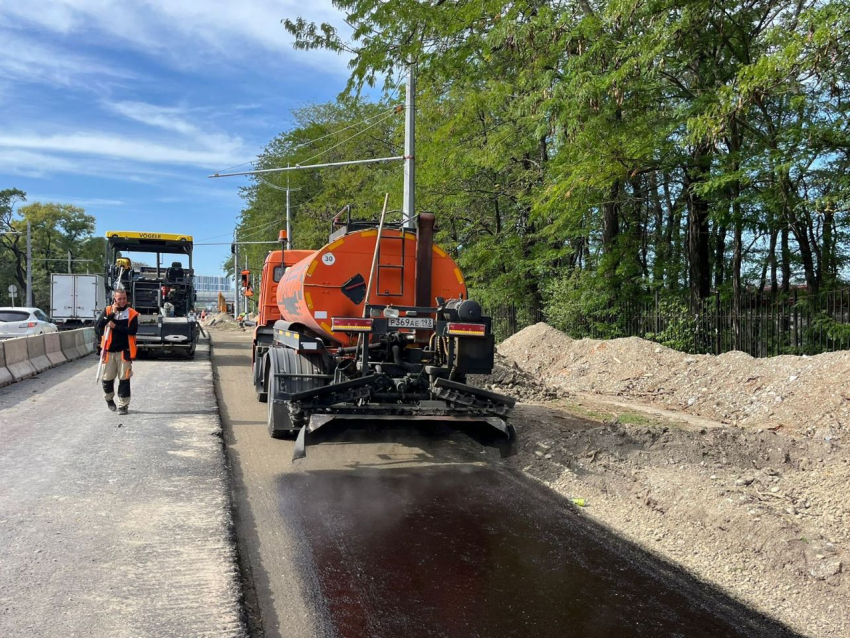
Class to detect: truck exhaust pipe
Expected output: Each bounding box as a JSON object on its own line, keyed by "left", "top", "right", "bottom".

{"left": 415, "top": 212, "right": 435, "bottom": 308}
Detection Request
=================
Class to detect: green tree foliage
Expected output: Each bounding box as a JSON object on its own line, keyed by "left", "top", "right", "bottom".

{"left": 0, "top": 190, "right": 104, "bottom": 311}
{"left": 236, "top": 0, "right": 850, "bottom": 335}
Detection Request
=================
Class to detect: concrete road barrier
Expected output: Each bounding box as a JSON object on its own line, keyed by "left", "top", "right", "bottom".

{"left": 60, "top": 331, "right": 82, "bottom": 361}
{"left": 82, "top": 327, "right": 96, "bottom": 354}
{"left": 0, "top": 341, "right": 13, "bottom": 388}
{"left": 44, "top": 333, "right": 67, "bottom": 367}
{"left": 4, "top": 337, "right": 37, "bottom": 382}
{"left": 26, "top": 335, "right": 52, "bottom": 373}
{"left": 74, "top": 331, "right": 89, "bottom": 359}
{"left": 0, "top": 329, "right": 94, "bottom": 390}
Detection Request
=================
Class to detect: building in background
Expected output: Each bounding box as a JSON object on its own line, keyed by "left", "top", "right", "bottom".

{"left": 194, "top": 275, "right": 232, "bottom": 308}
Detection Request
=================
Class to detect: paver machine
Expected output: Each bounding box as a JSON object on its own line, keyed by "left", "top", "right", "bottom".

{"left": 251, "top": 208, "right": 515, "bottom": 460}
{"left": 104, "top": 231, "right": 200, "bottom": 357}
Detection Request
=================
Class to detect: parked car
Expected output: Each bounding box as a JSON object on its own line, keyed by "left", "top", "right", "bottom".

{"left": 0, "top": 307, "right": 59, "bottom": 340}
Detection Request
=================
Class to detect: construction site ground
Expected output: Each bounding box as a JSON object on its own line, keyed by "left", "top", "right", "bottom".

{"left": 472, "top": 323, "right": 849, "bottom": 638}
{"left": 211, "top": 329, "right": 803, "bottom": 638}
{"left": 2, "top": 320, "right": 844, "bottom": 637}
{"left": 0, "top": 339, "right": 244, "bottom": 638}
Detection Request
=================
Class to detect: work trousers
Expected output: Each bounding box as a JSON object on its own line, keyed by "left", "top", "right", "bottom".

{"left": 101, "top": 351, "right": 133, "bottom": 408}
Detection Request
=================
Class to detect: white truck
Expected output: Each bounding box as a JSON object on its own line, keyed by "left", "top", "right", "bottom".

{"left": 50, "top": 274, "right": 106, "bottom": 329}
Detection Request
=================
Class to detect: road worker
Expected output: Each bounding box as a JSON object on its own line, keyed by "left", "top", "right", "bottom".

{"left": 96, "top": 289, "right": 139, "bottom": 415}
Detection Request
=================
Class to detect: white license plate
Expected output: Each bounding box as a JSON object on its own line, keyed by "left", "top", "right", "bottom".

{"left": 388, "top": 317, "right": 434, "bottom": 329}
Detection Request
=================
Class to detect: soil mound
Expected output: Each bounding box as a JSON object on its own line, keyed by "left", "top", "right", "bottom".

{"left": 202, "top": 312, "right": 243, "bottom": 331}
{"left": 468, "top": 354, "right": 558, "bottom": 403}
{"left": 500, "top": 323, "right": 850, "bottom": 437}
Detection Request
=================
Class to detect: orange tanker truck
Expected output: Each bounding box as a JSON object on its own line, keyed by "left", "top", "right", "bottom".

{"left": 250, "top": 208, "right": 515, "bottom": 459}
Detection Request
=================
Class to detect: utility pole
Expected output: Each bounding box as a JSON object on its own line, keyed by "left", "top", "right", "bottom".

{"left": 233, "top": 229, "right": 239, "bottom": 318}
{"left": 68, "top": 250, "right": 72, "bottom": 274}
{"left": 286, "top": 165, "right": 293, "bottom": 250}
{"left": 402, "top": 62, "right": 416, "bottom": 230}
{"left": 26, "top": 221, "right": 32, "bottom": 306}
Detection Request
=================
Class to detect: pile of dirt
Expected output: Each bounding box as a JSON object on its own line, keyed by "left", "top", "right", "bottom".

{"left": 500, "top": 323, "right": 850, "bottom": 439}
{"left": 468, "top": 354, "right": 559, "bottom": 403}
{"left": 202, "top": 312, "right": 244, "bottom": 331}
{"left": 504, "top": 410, "right": 850, "bottom": 638}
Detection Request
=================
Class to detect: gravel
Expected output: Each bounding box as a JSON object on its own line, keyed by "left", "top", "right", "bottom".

{"left": 488, "top": 322, "right": 850, "bottom": 638}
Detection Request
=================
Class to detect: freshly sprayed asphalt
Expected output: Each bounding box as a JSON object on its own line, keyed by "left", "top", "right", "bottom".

{"left": 0, "top": 340, "right": 244, "bottom": 638}
{"left": 212, "top": 330, "right": 802, "bottom": 638}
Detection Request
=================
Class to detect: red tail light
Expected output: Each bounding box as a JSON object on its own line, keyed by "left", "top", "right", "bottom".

{"left": 331, "top": 317, "right": 373, "bottom": 332}
{"left": 446, "top": 322, "right": 487, "bottom": 337}
{"left": 19, "top": 322, "right": 37, "bottom": 328}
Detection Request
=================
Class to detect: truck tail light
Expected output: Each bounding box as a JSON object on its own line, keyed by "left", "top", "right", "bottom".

{"left": 446, "top": 322, "right": 486, "bottom": 337}
{"left": 331, "top": 317, "right": 373, "bottom": 332}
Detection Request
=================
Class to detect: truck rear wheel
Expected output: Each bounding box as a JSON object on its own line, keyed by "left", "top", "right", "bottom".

{"left": 255, "top": 352, "right": 269, "bottom": 403}
{"left": 266, "top": 347, "right": 327, "bottom": 439}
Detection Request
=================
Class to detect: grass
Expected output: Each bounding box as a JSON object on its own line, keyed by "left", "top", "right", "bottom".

{"left": 616, "top": 412, "right": 652, "bottom": 426}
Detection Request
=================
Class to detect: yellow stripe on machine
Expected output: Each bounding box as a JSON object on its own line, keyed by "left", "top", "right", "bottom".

{"left": 307, "top": 261, "right": 318, "bottom": 277}
{"left": 453, "top": 267, "right": 464, "bottom": 284}
{"left": 305, "top": 292, "right": 313, "bottom": 309}
{"left": 327, "top": 238, "right": 345, "bottom": 250}
{"left": 106, "top": 231, "right": 192, "bottom": 242}
{"left": 433, "top": 246, "right": 448, "bottom": 258}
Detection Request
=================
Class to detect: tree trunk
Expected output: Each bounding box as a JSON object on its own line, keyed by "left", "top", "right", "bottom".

{"left": 768, "top": 227, "right": 778, "bottom": 295}
{"left": 715, "top": 223, "right": 727, "bottom": 288}
{"left": 685, "top": 147, "right": 712, "bottom": 307}
{"left": 602, "top": 180, "right": 621, "bottom": 252}
{"left": 780, "top": 226, "right": 791, "bottom": 294}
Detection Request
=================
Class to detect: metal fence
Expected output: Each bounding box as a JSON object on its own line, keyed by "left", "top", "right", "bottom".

{"left": 486, "top": 287, "right": 850, "bottom": 357}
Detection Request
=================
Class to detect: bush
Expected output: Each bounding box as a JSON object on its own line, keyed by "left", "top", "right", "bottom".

{"left": 543, "top": 270, "right": 632, "bottom": 339}
{"left": 643, "top": 297, "right": 697, "bottom": 353}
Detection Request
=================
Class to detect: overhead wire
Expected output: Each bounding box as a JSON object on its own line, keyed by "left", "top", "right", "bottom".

{"left": 295, "top": 109, "right": 400, "bottom": 167}
{"left": 211, "top": 105, "right": 400, "bottom": 177}
{"left": 203, "top": 103, "right": 401, "bottom": 245}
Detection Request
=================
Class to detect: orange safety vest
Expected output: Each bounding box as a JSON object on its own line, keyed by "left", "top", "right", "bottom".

{"left": 101, "top": 305, "right": 139, "bottom": 360}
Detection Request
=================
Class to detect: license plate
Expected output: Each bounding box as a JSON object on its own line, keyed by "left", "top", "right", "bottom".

{"left": 388, "top": 317, "right": 434, "bottom": 329}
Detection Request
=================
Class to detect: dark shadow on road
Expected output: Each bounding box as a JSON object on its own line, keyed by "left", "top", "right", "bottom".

{"left": 275, "top": 465, "right": 805, "bottom": 638}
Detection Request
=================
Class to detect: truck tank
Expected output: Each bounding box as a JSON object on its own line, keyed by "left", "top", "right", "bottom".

{"left": 276, "top": 227, "right": 466, "bottom": 346}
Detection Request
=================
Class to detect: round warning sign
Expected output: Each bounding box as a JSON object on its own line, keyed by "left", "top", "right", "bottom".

{"left": 322, "top": 253, "right": 336, "bottom": 266}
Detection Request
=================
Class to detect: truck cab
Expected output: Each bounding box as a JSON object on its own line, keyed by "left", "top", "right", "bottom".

{"left": 251, "top": 247, "right": 314, "bottom": 397}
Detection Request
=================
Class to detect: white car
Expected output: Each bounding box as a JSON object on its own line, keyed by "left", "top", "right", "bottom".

{"left": 0, "top": 307, "right": 59, "bottom": 340}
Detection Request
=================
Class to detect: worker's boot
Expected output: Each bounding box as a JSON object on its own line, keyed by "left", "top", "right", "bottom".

{"left": 106, "top": 400, "right": 117, "bottom": 412}
{"left": 118, "top": 405, "right": 129, "bottom": 415}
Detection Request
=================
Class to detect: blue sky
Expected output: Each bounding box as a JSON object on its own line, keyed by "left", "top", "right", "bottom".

{"left": 0, "top": 0, "right": 354, "bottom": 275}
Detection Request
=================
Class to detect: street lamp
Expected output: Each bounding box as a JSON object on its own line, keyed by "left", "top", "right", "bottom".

{"left": 0, "top": 221, "right": 32, "bottom": 306}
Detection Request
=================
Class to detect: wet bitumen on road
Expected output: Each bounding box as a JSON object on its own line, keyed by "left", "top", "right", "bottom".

{"left": 211, "top": 331, "right": 802, "bottom": 638}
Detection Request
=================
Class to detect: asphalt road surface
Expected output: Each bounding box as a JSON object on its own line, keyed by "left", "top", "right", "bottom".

{"left": 0, "top": 340, "right": 244, "bottom": 638}
{"left": 212, "top": 330, "right": 801, "bottom": 638}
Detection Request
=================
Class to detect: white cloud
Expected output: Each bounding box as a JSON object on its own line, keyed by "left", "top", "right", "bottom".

{"left": 0, "top": 132, "right": 246, "bottom": 168}
{"left": 0, "top": 149, "right": 83, "bottom": 178}
{"left": 105, "top": 101, "right": 201, "bottom": 137}
{"left": 1, "top": 1, "right": 351, "bottom": 77}
{"left": 22, "top": 194, "right": 126, "bottom": 208}
{"left": 0, "top": 28, "right": 136, "bottom": 90}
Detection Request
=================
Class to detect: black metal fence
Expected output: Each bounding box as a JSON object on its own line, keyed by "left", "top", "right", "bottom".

{"left": 486, "top": 287, "right": 850, "bottom": 357}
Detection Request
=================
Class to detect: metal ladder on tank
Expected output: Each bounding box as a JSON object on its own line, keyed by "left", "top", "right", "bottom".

{"left": 375, "top": 228, "right": 409, "bottom": 297}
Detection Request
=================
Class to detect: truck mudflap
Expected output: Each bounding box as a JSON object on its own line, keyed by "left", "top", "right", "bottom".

{"left": 282, "top": 377, "right": 516, "bottom": 461}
